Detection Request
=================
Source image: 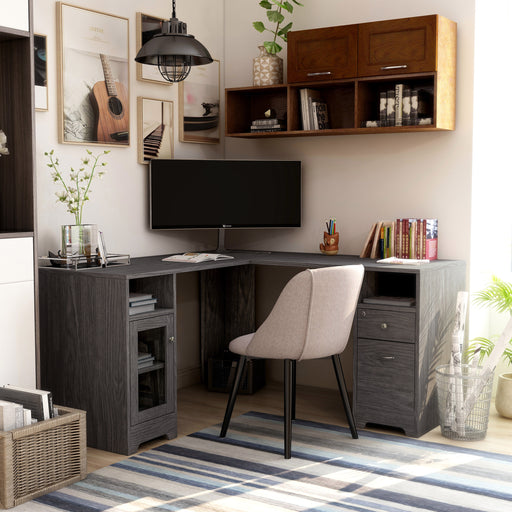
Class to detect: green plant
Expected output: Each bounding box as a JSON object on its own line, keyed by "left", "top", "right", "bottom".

{"left": 253, "top": 0, "right": 303, "bottom": 55}
{"left": 45, "top": 149, "right": 109, "bottom": 225}
{"left": 466, "top": 275, "right": 512, "bottom": 366}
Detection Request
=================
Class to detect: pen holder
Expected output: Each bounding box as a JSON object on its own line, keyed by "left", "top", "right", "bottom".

{"left": 320, "top": 231, "right": 339, "bottom": 255}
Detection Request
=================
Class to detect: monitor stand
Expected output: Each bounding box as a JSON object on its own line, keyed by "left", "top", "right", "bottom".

{"left": 216, "top": 228, "right": 228, "bottom": 253}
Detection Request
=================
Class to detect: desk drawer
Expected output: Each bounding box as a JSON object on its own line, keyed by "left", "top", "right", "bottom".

{"left": 355, "top": 338, "right": 415, "bottom": 429}
{"left": 357, "top": 306, "right": 415, "bottom": 342}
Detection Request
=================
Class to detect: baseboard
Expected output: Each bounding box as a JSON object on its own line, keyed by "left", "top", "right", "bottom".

{"left": 178, "top": 366, "right": 202, "bottom": 389}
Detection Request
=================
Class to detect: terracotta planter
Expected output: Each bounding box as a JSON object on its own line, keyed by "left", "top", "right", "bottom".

{"left": 495, "top": 372, "right": 512, "bottom": 418}
{"left": 253, "top": 46, "right": 283, "bottom": 86}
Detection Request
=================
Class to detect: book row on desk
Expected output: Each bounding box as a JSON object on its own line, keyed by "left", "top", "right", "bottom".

{"left": 360, "top": 218, "right": 438, "bottom": 261}
{"left": 300, "top": 88, "right": 330, "bottom": 130}
{"left": 0, "top": 384, "right": 55, "bottom": 430}
{"left": 129, "top": 292, "right": 157, "bottom": 315}
{"left": 363, "top": 84, "right": 433, "bottom": 128}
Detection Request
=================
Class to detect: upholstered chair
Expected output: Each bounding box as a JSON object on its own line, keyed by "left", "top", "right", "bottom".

{"left": 220, "top": 264, "right": 364, "bottom": 458}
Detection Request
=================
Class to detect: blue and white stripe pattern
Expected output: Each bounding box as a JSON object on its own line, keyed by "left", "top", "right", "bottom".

{"left": 16, "top": 411, "right": 512, "bottom": 511}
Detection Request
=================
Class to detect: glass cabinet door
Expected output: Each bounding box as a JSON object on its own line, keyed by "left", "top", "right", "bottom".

{"left": 129, "top": 313, "right": 175, "bottom": 425}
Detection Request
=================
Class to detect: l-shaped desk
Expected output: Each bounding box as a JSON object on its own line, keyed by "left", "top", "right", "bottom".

{"left": 39, "top": 251, "right": 465, "bottom": 454}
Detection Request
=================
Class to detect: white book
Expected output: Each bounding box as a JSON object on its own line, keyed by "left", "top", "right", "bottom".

{"left": 0, "top": 400, "right": 22, "bottom": 431}
{"left": 162, "top": 253, "right": 234, "bottom": 264}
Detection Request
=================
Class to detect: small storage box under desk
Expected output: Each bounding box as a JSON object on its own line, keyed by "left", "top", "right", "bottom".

{"left": 0, "top": 406, "right": 86, "bottom": 509}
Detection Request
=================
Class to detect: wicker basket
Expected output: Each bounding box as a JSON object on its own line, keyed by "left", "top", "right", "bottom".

{"left": 0, "top": 406, "right": 86, "bottom": 509}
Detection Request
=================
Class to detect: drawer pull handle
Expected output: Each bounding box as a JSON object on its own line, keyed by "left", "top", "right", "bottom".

{"left": 380, "top": 323, "right": 388, "bottom": 330}
{"left": 381, "top": 356, "right": 396, "bottom": 361}
{"left": 381, "top": 64, "right": 408, "bottom": 70}
{"left": 307, "top": 71, "right": 333, "bottom": 76}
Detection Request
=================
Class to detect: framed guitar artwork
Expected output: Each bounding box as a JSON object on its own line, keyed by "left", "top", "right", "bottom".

{"left": 57, "top": 3, "right": 130, "bottom": 146}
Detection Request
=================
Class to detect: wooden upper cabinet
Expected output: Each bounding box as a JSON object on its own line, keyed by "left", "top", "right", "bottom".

{"left": 358, "top": 15, "right": 450, "bottom": 77}
{"left": 287, "top": 25, "right": 358, "bottom": 83}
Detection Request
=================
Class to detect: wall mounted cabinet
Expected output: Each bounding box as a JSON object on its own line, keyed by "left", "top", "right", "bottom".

{"left": 225, "top": 14, "right": 456, "bottom": 138}
{"left": 0, "top": 0, "right": 37, "bottom": 387}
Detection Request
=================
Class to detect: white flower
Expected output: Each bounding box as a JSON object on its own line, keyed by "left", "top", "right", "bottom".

{"left": 0, "top": 130, "right": 9, "bottom": 156}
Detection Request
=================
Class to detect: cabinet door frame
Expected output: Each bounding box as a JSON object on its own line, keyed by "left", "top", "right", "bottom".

{"left": 129, "top": 313, "right": 175, "bottom": 426}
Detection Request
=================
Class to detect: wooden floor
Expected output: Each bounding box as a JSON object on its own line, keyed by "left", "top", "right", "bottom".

{"left": 87, "top": 382, "right": 512, "bottom": 473}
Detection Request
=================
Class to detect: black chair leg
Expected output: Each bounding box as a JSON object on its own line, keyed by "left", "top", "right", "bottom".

{"left": 220, "top": 355, "right": 247, "bottom": 437}
{"left": 291, "top": 359, "right": 297, "bottom": 420}
{"left": 284, "top": 359, "right": 293, "bottom": 458}
{"left": 331, "top": 354, "right": 358, "bottom": 439}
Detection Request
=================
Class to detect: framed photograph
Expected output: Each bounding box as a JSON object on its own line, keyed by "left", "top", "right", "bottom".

{"left": 137, "top": 97, "right": 174, "bottom": 164}
{"left": 136, "top": 13, "right": 171, "bottom": 85}
{"left": 57, "top": 2, "right": 129, "bottom": 146}
{"left": 179, "top": 59, "right": 220, "bottom": 144}
{"left": 34, "top": 34, "right": 48, "bottom": 111}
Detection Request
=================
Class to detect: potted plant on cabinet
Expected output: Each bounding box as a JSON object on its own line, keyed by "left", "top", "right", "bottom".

{"left": 466, "top": 275, "right": 512, "bottom": 418}
{"left": 252, "top": 0, "right": 303, "bottom": 86}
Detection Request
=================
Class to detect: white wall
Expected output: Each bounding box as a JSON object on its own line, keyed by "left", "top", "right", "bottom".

{"left": 34, "top": 0, "right": 225, "bottom": 258}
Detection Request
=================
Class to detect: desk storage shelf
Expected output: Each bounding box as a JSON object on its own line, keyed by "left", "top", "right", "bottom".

{"left": 225, "top": 14, "right": 456, "bottom": 138}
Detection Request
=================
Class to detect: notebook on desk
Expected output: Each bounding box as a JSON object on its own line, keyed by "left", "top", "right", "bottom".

{"left": 162, "top": 253, "right": 234, "bottom": 264}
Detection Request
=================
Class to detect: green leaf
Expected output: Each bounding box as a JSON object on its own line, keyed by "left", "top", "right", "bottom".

{"left": 264, "top": 41, "right": 282, "bottom": 54}
{"left": 282, "top": 1, "right": 294, "bottom": 13}
{"left": 259, "top": 0, "right": 272, "bottom": 8}
{"left": 267, "top": 10, "right": 285, "bottom": 24}
{"left": 278, "top": 22, "right": 293, "bottom": 36}
{"left": 253, "top": 21, "right": 265, "bottom": 32}
{"left": 291, "top": 0, "right": 303, "bottom": 5}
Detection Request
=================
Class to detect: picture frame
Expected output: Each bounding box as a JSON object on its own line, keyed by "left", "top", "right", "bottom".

{"left": 34, "top": 34, "right": 48, "bottom": 111}
{"left": 137, "top": 97, "right": 174, "bottom": 164}
{"left": 136, "top": 12, "right": 171, "bottom": 85}
{"left": 179, "top": 59, "right": 220, "bottom": 144}
{"left": 56, "top": 2, "right": 130, "bottom": 146}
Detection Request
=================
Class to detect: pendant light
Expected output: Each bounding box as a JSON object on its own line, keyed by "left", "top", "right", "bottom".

{"left": 135, "top": 0, "right": 213, "bottom": 82}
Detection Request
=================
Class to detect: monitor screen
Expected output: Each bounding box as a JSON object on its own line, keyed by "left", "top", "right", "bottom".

{"left": 149, "top": 159, "right": 301, "bottom": 230}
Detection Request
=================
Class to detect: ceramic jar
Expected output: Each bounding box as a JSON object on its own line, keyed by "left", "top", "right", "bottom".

{"left": 253, "top": 45, "right": 283, "bottom": 86}
{"left": 495, "top": 372, "right": 512, "bottom": 418}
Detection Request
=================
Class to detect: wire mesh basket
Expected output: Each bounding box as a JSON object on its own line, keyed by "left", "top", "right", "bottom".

{"left": 436, "top": 364, "right": 494, "bottom": 441}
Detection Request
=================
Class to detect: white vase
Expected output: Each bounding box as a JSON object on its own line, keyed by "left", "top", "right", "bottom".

{"left": 495, "top": 372, "right": 512, "bottom": 418}
{"left": 253, "top": 45, "right": 283, "bottom": 86}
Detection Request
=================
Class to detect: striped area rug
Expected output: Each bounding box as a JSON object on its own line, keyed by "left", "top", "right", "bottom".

{"left": 19, "top": 411, "right": 512, "bottom": 511}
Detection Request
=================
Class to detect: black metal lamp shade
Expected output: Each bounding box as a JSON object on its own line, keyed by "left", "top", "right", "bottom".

{"left": 135, "top": 3, "right": 213, "bottom": 83}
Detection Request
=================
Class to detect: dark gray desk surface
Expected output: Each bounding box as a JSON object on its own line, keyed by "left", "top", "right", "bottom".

{"left": 39, "top": 250, "right": 463, "bottom": 279}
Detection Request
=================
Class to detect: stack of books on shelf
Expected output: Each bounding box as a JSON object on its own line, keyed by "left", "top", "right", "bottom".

{"left": 300, "top": 88, "right": 330, "bottom": 130}
{"left": 250, "top": 118, "right": 285, "bottom": 133}
{"left": 129, "top": 292, "right": 157, "bottom": 315}
{"left": 360, "top": 218, "right": 438, "bottom": 260}
{"left": 362, "top": 84, "right": 433, "bottom": 128}
{"left": 138, "top": 352, "right": 156, "bottom": 370}
{"left": 0, "top": 385, "right": 54, "bottom": 430}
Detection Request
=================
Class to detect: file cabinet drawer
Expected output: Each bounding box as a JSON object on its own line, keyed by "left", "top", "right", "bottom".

{"left": 357, "top": 306, "right": 415, "bottom": 342}
{"left": 355, "top": 338, "right": 415, "bottom": 430}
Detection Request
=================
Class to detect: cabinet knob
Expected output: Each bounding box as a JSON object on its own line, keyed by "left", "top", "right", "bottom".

{"left": 361, "top": 310, "right": 367, "bottom": 318}
{"left": 380, "top": 323, "right": 388, "bottom": 330}
{"left": 169, "top": 336, "right": 175, "bottom": 343}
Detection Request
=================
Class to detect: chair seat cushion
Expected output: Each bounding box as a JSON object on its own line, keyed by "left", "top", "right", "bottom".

{"left": 229, "top": 333, "right": 255, "bottom": 355}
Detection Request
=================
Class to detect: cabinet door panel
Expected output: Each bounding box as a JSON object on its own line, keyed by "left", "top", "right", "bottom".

{"left": 358, "top": 15, "right": 437, "bottom": 76}
{"left": 287, "top": 25, "right": 358, "bottom": 83}
{"left": 357, "top": 307, "right": 415, "bottom": 342}
{"left": 0, "top": 281, "right": 35, "bottom": 387}
{"left": 0, "top": 237, "right": 34, "bottom": 284}
{"left": 0, "top": 0, "right": 29, "bottom": 31}
{"left": 355, "top": 338, "right": 414, "bottom": 429}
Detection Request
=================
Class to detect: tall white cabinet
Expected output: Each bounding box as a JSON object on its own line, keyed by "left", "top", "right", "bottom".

{"left": 0, "top": 0, "right": 37, "bottom": 387}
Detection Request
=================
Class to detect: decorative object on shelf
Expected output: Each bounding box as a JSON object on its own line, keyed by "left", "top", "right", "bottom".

{"left": 61, "top": 223, "right": 97, "bottom": 259}
{"left": 57, "top": 3, "right": 129, "bottom": 145}
{"left": 0, "top": 130, "right": 9, "bottom": 156}
{"left": 319, "top": 218, "right": 338, "bottom": 255}
{"left": 179, "top": 59, "right": 220, "bottom": 144}
{"left": 34, "top": 34, "right": 48, "bottom": 111}
{"left": 252, "top": 0, "right": 303, "bottom": 85}
{"left": 253, "top": 45, "right": 283, "bottom": 86}
{"left": 134, "top": 0, "right": 213, "bottom": 83}
{"left": 465, "top": 275, "right": 512, "bottom": 418}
